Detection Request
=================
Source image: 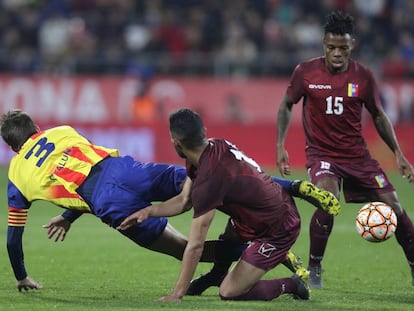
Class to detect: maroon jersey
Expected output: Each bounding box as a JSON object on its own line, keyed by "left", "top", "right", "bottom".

{"left": 287, "top": 57, "right": 382, "bottom": 162}
{"left": 186, "top": 138, "right": 300, "bottom": 241}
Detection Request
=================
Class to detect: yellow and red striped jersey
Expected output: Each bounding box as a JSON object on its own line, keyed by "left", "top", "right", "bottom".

{"left": 7, "top": 125, "right": 119, "bottom": 225}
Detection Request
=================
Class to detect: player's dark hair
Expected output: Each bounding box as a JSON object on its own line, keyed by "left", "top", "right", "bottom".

{"left": 0, "top": 110, "right": 38, "bottom": 151}
{"left": 324, "top": 11, "right": 354, "bottom": 36}
{"left": 169, "top": 108, "right": 206, "bottom": 149}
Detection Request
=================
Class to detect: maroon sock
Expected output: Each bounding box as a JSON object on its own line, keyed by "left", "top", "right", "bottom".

{"left": 220, "top": 278, "right": 296, "bottom": 301}
{"left": 309, "top": 209, "right": 334, "bottom": 267}
{"left": 395, "top": 209, "right": 414, "bottom": 265}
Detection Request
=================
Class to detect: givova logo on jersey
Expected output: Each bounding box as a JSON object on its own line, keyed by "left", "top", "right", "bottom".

{"left": 309, "top": 84, "right": 332, "bottom": 89}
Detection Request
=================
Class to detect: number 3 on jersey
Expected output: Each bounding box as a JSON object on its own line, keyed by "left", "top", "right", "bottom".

{"left": 326, "top": 96, "right": 343, "bottom": 115}
{"left": 24, "top": 137, "right": 55, "bottom": 167}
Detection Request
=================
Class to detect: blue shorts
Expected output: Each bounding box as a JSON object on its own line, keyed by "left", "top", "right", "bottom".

{"left": 306, "top": 157, "right": 395, "bottom": 203}
{"left": 77, "top": 156, "right": 187, "bottom": 246}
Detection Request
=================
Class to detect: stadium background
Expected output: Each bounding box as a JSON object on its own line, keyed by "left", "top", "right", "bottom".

{"left": 0, "top": 0, "right": 413, "bottom": 169}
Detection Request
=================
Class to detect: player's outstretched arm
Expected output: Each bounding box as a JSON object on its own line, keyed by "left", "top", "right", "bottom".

{"left": 117, "top": 195, "right": 191, "bottom": 230}
{"left": 276, "top": 95, "right": 295, "bottom": 177}
{"left": 7, "top": 209, "right": 35, "bottom": 289}
{"left": 117, "top": 205, "right": 153, "bottom": 230}
{"left": 372, "top": 109, "right": 414, "bottom": 183}
{"left": 118, "top": 177, "right": 193, "bottom": 230}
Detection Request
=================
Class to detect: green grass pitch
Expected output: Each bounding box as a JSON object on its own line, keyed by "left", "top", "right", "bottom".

{"left": 0, "top": 166, "right": 413, "bottom": 310}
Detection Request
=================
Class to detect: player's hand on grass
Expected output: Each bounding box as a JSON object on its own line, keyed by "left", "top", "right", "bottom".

{"left": 158, "top": 294, "right": 182, "bottom": 302}
{"left": 17, "top": 277, "right": 43, "bottom": 292}
{"left": 42, "top": 215, "right": 71, "bottom": 242}
{"left": 117, "top": 208, "right": 151, "bottom": 230}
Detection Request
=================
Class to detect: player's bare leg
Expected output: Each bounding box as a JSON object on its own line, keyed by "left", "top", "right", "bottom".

{"left": 187, "top": 218, "right": 303, "bottom": 296}
{"left": 148, "top": 223, "right": 246, "bottom": 265}
{"left": 219, "top": 259, "right": 310, "bottom": 301}
{"left": 147, "top": 223, "right": 187, "bottom": 259}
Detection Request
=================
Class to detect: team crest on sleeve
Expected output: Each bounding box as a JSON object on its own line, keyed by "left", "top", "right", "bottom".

{"left": 258, "top": 242, "right": 277, "bottom": 258}
{"left": 375, "top": 174, "right": 388, "bottom": 188}
{"left": 347, "top": 83, "right": 359, "bottom": 97}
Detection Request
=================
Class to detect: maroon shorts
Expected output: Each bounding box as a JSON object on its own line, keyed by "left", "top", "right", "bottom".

{"left": 240, "top": 218, "right": 300, "bottom": 271}
{"left": 306, "top": 157, "right": 395, "bottom": 203}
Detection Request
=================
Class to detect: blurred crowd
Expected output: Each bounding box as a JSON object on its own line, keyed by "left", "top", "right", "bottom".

{"left": 1, "top": 0, "right": 413, "bottom": 78}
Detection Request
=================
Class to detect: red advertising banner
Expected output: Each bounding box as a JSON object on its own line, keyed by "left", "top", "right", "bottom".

{"left": 0, "top": 75, "right": 413, "bottom": 124}
{"left": 0, "top": 75, "right": 412, "bottom": 168}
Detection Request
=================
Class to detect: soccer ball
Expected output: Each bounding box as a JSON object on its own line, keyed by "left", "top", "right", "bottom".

{"left": 355, "top": 202, "right": 397, "bottom": 242}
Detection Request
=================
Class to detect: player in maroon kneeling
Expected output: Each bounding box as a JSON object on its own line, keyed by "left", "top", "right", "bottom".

{"left": 118, "top": 108, "right": 341, "bottom": 302}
